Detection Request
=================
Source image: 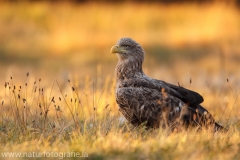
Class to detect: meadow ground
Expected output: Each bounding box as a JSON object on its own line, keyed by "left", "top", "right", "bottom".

{"left": 0, "top": 2, "right": 240, "bottom": 160}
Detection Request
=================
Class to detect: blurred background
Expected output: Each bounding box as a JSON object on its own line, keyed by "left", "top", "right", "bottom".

{"left": 0, "top": 0, "right": 240, "bottom": 88}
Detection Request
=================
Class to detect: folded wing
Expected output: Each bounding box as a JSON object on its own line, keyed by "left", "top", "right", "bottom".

{"left": 120, "top": 78, "right": 204, "bottom": 107}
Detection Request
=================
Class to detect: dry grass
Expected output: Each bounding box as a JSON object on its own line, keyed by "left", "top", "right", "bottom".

{"left": 0, "top": 2, "right": 240, "bottom": 160}
{"left": 0, "top": 71, "right": 239, "bottom": 160}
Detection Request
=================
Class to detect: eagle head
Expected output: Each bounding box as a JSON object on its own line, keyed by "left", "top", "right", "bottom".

{"left": 110, "top": 38, "right": 145, "bottom": 62}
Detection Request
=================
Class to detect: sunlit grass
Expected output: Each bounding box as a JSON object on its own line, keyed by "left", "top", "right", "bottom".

{"left": 0, "top": 71, "right": 239, "bottom": 159}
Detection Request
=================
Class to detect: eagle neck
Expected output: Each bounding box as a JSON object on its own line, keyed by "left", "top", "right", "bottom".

{"left": 115, "top": 59, "right": 144, "bottom": 83}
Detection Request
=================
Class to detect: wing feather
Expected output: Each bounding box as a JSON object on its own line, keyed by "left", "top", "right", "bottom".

{"left": 119, "top": 78, "right": 204, "bottom": 107}
{"left": 166, "top": 82, "right": 204, "bottom": 105}
{"left": 116, "top": 86, "right": 183, "bottom": 128}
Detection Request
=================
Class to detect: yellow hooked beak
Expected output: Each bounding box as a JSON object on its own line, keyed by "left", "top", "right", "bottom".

{"left": 110, "top": 45, "right": 126, "bottom": 54}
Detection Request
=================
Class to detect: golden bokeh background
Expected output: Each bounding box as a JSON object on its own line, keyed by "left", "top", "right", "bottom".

{"left": 1, "top": 2, "right": 240, "bottom": 158}
{"left": 1, "top": 1, "right": 239, "bottom": 82}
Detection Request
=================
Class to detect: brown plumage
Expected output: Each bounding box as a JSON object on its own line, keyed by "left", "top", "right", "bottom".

{"left": 111, "top": 37, "right": 226, "bottom": 132}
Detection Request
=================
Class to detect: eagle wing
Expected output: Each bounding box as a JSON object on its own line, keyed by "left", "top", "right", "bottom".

{"left": 164, "top": 81, "right": 204, "bottom": 106}
{"left": 117, "top": 78, "right": 218, "bottom": 130}
{"left": 119, "top": 77, "right": 204, "bottom": 108}
{"left": 116, "top": 85, "right": 185, "bottom": 129}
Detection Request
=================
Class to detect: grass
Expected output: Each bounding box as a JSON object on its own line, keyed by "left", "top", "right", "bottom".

{"left": 0, "top": 1, "right": 240, "bottom": 159}
{"left": 0, "top": 71, "right": 239, "bottom": 160}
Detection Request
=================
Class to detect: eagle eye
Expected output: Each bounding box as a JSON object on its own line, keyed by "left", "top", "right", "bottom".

{"left": 122, "top": 45, "right": 129, "bottom": 48}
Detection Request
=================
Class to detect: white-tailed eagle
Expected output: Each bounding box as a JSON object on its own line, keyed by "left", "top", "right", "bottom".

{"left": 111, "top": 37, "right": 226, "bottom": 132}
